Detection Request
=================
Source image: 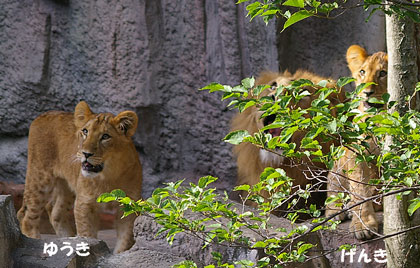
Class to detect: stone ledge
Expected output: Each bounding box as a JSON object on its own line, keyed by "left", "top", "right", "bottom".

{"left": 12, "top": 236, "right": 110, "bottom": 268}
{"left": 1, "top": 194, "right": 387, "bottom": 268}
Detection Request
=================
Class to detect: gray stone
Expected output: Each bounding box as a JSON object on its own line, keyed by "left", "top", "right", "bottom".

{"left": 0, "top": 195, "right": 22, "bottom": 268}
{"left": 0, "top": 137, "right": 27, "bottom": 184}
{"left": 320, "top": 212, "right": 386, "bottom": 268}
{"left": 0, "top": 195, "right": 111, "bottom": 268}
{"left": 96, "top": 246, "right": 186, "bottom": 268}
{"left": 12, "top": 236, "right": 110, "bottom": 268}
{"left": 277, "top": 3, "right": 385, "bottom": 79}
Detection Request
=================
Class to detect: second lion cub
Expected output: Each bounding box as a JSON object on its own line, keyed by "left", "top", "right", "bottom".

{"left": 327, "top": 45, "right": 388, "bottom": 240}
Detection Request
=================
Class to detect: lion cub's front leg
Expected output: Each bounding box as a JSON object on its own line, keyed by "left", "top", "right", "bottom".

{"left": 348, "top": 162, "right": 379, "bottom": 240}
{"left": 46, "top": 180, "right": 76, "bottom": 237}
{"left": 327, "top": 150, "right": 378, "bottom": 240}
{"left": 74, "top": 196, "right": 99, "bottom": 239}
{"left": 114, "top": 209, "right": 136, "bottom": 254}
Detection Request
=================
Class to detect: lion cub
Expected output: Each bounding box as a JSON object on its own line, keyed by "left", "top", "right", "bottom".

{"left": 17, "top": 101, "right": 143, "bottom": 253}
{"left": 326, "top": 45, "right": 388, "bottom": 240}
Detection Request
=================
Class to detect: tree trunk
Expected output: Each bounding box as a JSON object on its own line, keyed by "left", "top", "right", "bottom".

{"left": 384, "top": 13, "right": 420, "bottom": 268}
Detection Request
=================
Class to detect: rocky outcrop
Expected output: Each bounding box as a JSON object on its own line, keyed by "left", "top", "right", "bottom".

{"left": 0, "top": 195, "right": 22, "bottom": 268}
{"left": 0, "top": 0, "right": 384, "bottom": 199}
{"left": 12, "top": 236, "right": 110, "bottom": 268}
{"left": 96, "top": 246, "right": 186, "bottom": 268}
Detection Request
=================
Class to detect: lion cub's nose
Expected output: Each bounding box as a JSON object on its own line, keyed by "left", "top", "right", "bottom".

{"left": 83, "top": 152, "right": 94, "bottom": 159}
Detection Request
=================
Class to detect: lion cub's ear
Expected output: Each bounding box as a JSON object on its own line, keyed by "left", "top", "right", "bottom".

{"left": 112, "top": 111, "right": 138, "bottom": 137}
{"left": 74, "top": 101, "right": 93, "bottom": 128}
{"left": 346, "top": 45, "right": 368, "bottom": 74}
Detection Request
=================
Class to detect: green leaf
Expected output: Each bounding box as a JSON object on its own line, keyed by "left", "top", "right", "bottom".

{"left": 283, "top": 0, "right": 304, "bottom": 8}
{"left": 354, "top": 82, "right": 374, "bottom": 96}
{"left": 234, "top": 184, "right": 251, "bottom": 192}
{"left": 337, "top": 77, "right": 355, "bottom": 88}
{"left": 239, "top": 100, "right": 257, "bottom": 112}
{"left": 408, "top": 198, "right": 420, "bottom": 216}
{"left": 200, "top": 83, "right": 225, "bottom": 92}
{"left": 198, "top": 176, "right": 217, "bottom": 188}
{"left": 283, "top": 11, "right": 313, "bottom": 31}
{"left": 261, "top": 9, "right": 278, "bottom": 16}
{"left": 298, "top": 243, "right": 314, "bottom": 255}
{"left": 224, "top": 130, "right": 250, "bottom": 145}
{"left": 382, "top": 93, "right": 390, "bottom": 103}
{"left": 253, "top": 85, "right": 270, "bottom": 96}
{"left": 111, "top": 189, "right": 126, "bottom": 198}
{"left": 173, "top": 260, "right": 199, "bottom": 268}
{"left": 241, "top": 77, "right": 255, "bottom": 89}
{"left": 252, "top": 241, "right": 267, "bottom": 248}
{"left": 96, "top": 193, "right": 116, "bottom": 203}
{"left": 119, "top": 197, "right": 132, "bottom": 205}
{"left": 235, "top": 260, "right": 254, "bottom": 266}
{"left": 325, "top": 195, "right": 339, "bottom": 205}
{"left": 232, "top": 85, "right": 248, "bottom": 93}
{"left": 317, "top": 80, "right": 328, "bottom": 88}
{"left": 257, "top": 257, "right": 270, "bottom": 267}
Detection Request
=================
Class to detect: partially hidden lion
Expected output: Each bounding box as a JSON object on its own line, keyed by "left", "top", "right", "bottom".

{"left": 17, "top": 101, "right": 143, "bottom": 253}
{"left": 326, "top": 45, "right": 388, "bottom": 240}
{"left": 231, "top": 70, "right": 346, "bottom": 212}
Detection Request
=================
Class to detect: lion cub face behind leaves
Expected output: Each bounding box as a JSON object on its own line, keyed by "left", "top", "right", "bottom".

{"left": 17, "top": 101, "right": 142, "bottom": 253}
{"left": 347, "top": 44, "right": 388, "bottom": 111}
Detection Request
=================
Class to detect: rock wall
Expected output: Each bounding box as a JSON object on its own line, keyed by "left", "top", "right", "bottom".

{"left": 277, "top": 6, "right": 385, "bottom": 79}
{"left": 0, "top": 0, "right": 384, "bottom": 198}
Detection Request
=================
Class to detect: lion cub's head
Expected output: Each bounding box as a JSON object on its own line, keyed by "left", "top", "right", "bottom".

{"left": 74, "top": 101, "right": 138, "bottom": 178}
{"left": 347, "top": 45, "right": 388, "bottom": 111}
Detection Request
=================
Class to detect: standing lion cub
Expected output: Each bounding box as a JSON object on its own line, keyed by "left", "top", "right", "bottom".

{"left": 17, "top": 101, "right": 143, "bottom": 253}
{"left": 326, "top": 45, "right": 388, "bottom": 240}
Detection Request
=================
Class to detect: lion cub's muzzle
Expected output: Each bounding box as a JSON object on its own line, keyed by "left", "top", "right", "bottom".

{"left": 363, "top": 101, "right": 384, "bottom": 109}
{"left": 362, "top": 90, "right": 385, "bottom": 109}
{"left": 82, "top": 161, "right": 104, "bottom": 173}
{"left": 78, "top": 152, "right": 104, "bottom": 175}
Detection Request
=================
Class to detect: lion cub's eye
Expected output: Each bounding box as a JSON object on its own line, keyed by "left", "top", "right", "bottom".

{"left": 101, "top": 134, "right": 111, "bottom": 140}
{"left": 82, "top": 129, "right": 88, "bottom": 135}
{"left": 379, "top": 70, "right": 387, "bottom": 77}
{"left": 359, "top": 70, "right": 365, "bottom": 76}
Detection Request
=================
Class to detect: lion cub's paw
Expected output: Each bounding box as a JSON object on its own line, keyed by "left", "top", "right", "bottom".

{"left": 350, "top": 213, "right": 378, "bottom": 240}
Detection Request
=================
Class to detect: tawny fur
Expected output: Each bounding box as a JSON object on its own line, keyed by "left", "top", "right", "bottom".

{"left": 232, "top": 70, "right": 345, "bottom": 211}
{"left": 17, "top": 101, "right": 142, "bottom": 253}
{"left": 326, "top": 45, "right": 388, "bottom": 240}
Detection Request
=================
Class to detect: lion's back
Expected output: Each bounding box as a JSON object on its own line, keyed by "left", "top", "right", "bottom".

{"left": 27, "top": 111, "right": 78, "bottom": 180}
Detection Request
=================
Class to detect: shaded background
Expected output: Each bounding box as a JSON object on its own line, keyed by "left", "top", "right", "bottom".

{"left": 0, "top": 0, "right": 385, "bottom": 198}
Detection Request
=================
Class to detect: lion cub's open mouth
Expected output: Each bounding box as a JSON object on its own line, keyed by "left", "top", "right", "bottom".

{"left": 82, "top": 161, "right": 104, "bottom": 173}
{"left": 263, "top": 114, "right": 282, "bottom": 137}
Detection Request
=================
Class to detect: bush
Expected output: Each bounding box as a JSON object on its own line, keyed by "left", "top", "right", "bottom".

{"left": 98, "top": 77, "right": 420, "bottom": 267}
